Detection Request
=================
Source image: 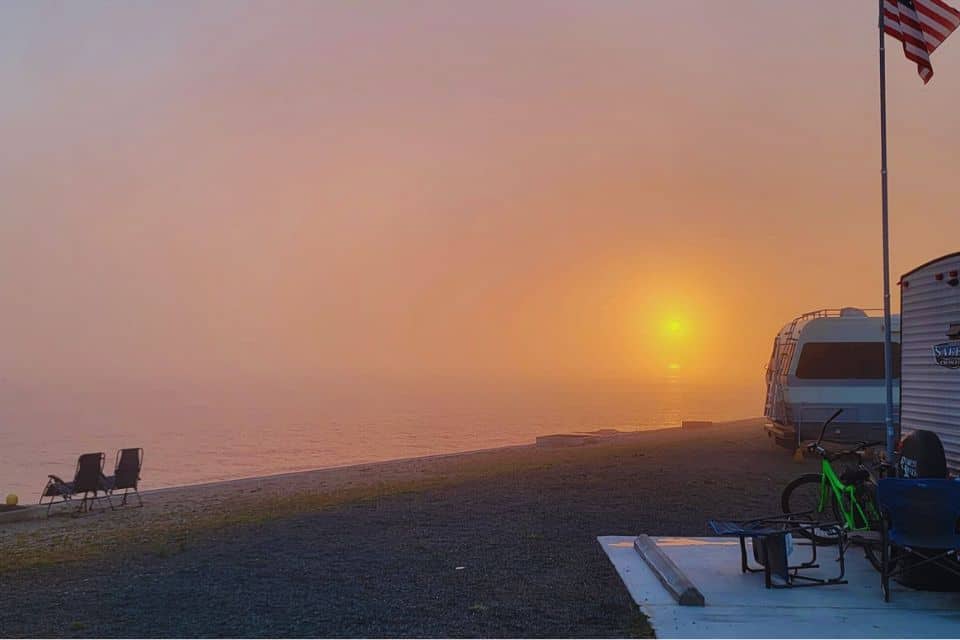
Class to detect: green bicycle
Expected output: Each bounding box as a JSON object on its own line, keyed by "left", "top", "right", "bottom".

{"left": 780, "top": 409, "right": 888, "bottom": 547}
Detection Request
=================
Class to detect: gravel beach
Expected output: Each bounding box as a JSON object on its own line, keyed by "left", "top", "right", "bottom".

{"left": 0, "top": 418, "right": 815, "bottom": 637}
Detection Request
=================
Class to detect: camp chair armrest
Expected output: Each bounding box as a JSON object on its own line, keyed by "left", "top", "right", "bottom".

{"left": 41, "top": 475, "right": 75, "bottom": 499}
{"left": 100, "top": 474, "right": 116, "bottom": 491}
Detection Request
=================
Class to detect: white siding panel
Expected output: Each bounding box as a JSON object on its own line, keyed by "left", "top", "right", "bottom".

{"left": 900, "top": 254, "right": 960, "bottom": 472}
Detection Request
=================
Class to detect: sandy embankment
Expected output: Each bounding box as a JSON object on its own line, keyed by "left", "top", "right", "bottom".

{"left": 0, "top": 417, "right": 772, "bottom": 572}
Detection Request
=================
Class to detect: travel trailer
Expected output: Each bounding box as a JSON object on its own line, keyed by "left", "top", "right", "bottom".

{"left": 763, "top": 308, "right": 900, "bottom": 448}
{"left": 899, "top": 252, "right": 960, "bottom": 473}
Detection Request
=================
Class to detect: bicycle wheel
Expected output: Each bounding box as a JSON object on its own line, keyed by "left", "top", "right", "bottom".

{"left": 861, "top": 538, "right": 887, "bottom": 572}
{"left": 859, "top": 527, "right": 899, "bottom": 573}
{"left": 853, "top": 480, "right": 897, "bottom": 573}
{"left": 860, "top": 479, "right": 882, "bottom": 528}
{"left": 781, "top": 473, "right": 841, "bottom": 544}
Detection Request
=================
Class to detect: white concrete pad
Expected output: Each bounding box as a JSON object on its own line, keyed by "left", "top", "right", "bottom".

{"left": 599, "top": 536, "right": 960, "bottom": 638}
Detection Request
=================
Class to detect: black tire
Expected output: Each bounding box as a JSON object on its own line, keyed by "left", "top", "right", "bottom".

{"left": 781, "top": 473, "right": 842, "bottom": 544}
{"left": 859, "top": 509, "right": 898, "bottom": 574}
{"left": 862, "top": 540, "right": 884, "bottom": 572}
{"left": 854, "top": 478, "right": 881, "bottom": 530}
{"left": 861, "top": 538, "right": 901, "bottom": 574}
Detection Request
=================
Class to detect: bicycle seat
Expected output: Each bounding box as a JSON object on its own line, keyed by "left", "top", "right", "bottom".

{"left": 840, "top": 467, "right": 870, "bottom": 485}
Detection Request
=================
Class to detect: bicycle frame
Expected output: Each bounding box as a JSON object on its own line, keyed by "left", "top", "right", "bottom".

{"left": 805, "top": 408, "right": 880, "bottom": 532}
{"left": 816, "top": 458, "right": 875, "bottom": 531}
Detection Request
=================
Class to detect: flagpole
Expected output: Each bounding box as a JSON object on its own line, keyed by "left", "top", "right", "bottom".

{"left": 879, "top": 0, "right": 897, "bottom": 465}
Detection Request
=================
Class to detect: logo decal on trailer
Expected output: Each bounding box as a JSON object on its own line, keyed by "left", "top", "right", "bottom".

{"left": 933, "top": 341, "right": 960, "bottom": 369}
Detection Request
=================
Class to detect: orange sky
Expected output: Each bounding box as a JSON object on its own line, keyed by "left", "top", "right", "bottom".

{"left": 1, "top": 1, "right": 958, "bottom": 389}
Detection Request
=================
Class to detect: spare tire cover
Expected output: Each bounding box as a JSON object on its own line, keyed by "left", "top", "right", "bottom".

{"left": 898, "top": 430, "right": 948, "bottom": 479}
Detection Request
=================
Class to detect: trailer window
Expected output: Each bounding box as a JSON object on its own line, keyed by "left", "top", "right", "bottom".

{"left": 795, "top": 342, "right": 901, "bottom": 379}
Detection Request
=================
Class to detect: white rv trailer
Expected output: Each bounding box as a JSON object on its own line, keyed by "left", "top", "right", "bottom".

{"left": 763, "top": 308, "right": 900, "bottom": 448}
{"left": 899, "top": 252, "right": 960, "bottom": 472}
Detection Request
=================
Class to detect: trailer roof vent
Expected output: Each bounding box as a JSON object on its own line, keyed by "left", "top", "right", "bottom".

{"left": 839, "top": 307, "right": 868, "bottom": 318}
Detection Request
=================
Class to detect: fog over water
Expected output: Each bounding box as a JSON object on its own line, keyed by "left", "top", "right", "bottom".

{"left": 0, "top": 378, "right": 757, "bottom": 499}
{"left": 2, "top": 2, "right": 959, "bottom": 498}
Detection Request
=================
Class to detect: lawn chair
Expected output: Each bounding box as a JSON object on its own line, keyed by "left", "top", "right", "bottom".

{"left": 877, "top": 478, "right": 960, "bottom": 601}
{"left": 40, "top": 452, "right": 113, "bottom": 515}
{"left": 103, "top": 448, "right": 143, "bottom": 507}
{"left": 708, "top": 513, "right": 848, "bottom": 588}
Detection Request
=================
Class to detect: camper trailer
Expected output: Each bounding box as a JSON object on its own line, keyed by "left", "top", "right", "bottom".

{"left": 763, "top": 308, "right": 900, "bottom": 448}
{"left": 899, "top": 252, "right": 960, "bottom": 473}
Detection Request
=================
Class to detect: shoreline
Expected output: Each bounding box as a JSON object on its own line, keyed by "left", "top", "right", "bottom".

{"left": 141, "top": 421, "right": 695, "bottom": 495}
{"left": 2, "top": 415, "right": 805, "bottom": 637}
{"left": 8, "top": 420, "right": 703, "bottom": 512}
{"left": 1, "top": 417, "right": 768, "bottom": 572}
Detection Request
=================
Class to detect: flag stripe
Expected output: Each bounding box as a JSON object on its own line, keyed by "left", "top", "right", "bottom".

{"left": 923, "top": 0, "right": 960, "bottom": 26}
{"left": 917, "top": 5, "right": 956, "bottom": 35}
{"left": 884, "top": 0, "right": 959, "bottom": 83}
{"left": 896, "top": 7, "right": 942, "bottom": 49}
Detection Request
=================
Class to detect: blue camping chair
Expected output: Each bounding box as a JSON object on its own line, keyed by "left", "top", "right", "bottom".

{"left": 876, "top": 478, "right": 960, "bottom": 601}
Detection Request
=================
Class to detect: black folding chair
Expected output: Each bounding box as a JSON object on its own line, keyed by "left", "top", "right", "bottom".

{"left": 40, "top": 452, "right": 113, "bottom": 515}
{"left": 877, "top": 478, "right": 960, "bottom": 601}
{"left": 103, "top": 448, "right": 144, "bottom": 507}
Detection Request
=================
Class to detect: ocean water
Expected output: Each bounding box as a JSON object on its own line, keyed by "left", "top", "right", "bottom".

{"left": 0, "top": 379, "right": 760, "bottom": 501}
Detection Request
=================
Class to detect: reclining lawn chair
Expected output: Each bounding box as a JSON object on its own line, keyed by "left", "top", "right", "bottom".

{"left": 877, "top": 478, "right": 960, "bottom": 602}
{"left": 40, "top": 452, "right": 113, "bottom": 515}
{"left": 102, "top": 447, "right": 144, "bottom": 507}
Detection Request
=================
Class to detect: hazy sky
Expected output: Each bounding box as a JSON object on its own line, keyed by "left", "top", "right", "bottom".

{"left": 2, "top": 1, "right": 959, "bottom": 389}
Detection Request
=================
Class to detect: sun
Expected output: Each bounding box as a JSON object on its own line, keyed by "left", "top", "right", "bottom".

{"left": 661, "top": 317, "right": 684, "bottom": 337}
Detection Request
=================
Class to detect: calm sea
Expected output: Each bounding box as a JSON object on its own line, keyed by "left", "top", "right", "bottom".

{"left": 0, "top": 379, "right": 760, "bottom": 501}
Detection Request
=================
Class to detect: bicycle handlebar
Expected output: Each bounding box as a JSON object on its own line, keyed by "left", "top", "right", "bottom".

{"left": 813, "top": 409, "right": 844, "bottom": 449}
{"left": 807, "top": 439, "right": 885, "bottom": 461}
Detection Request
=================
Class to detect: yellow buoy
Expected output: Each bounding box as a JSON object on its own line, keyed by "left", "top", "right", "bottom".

{"left": 5, "top": 494, "right": 18, "bottom": 506}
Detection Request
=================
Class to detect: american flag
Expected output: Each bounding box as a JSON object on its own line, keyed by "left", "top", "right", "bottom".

{"left": 884, "top": 0, "right": 960, "bottom": 82}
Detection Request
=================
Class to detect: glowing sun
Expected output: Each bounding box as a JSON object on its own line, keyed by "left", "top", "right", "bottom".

{"left": 662, "top": 317, "right": 685, "bottom": 337}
